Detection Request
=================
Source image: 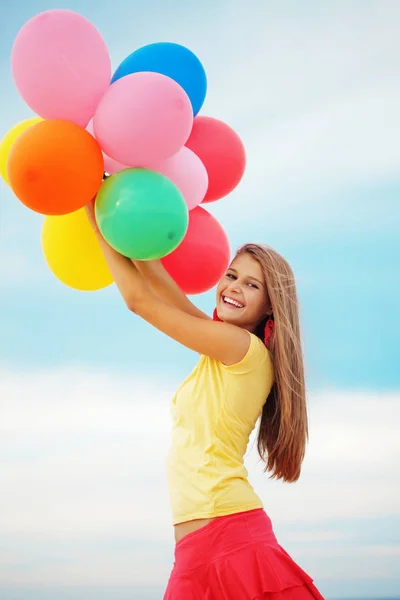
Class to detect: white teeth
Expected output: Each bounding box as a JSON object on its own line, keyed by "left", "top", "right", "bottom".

{"left": 223, "top": 296, "right": 244, "bottom": 308}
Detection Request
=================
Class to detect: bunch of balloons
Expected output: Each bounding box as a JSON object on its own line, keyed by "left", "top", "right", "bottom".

{"left": 1, "top": 9, "right": 246, "bottom": 294}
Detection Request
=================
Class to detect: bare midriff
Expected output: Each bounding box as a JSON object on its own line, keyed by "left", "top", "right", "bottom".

{"left": 174, "top": 517, "right": 216, "bottom": 543}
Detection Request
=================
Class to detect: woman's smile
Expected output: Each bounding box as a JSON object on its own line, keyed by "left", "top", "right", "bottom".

{"left": 222, "top": 295, "right": 245, "bottom": 309}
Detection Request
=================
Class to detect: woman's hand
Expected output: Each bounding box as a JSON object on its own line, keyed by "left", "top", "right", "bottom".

{"left": 132, "top": 259, "right": 210, "bottom": 319}
{"left": 82, "top": 199, "right": 151, "bottom": 309}
{"left": 85, "top": 198, "right": 100, "bottom": 235}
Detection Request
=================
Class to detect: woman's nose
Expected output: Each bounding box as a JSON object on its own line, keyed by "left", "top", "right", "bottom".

{"left": 227, "top": 281, "right": 242, "bottom": 294}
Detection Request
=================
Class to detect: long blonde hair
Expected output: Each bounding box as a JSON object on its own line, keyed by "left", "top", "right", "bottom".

{"left": 236, "top": 243, "right": 308, "bottom": 482}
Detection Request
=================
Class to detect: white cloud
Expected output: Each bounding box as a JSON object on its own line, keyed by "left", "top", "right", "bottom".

{"left": 248, "top": 389, "right": 400, "bottom": 523}
{"left": 0, "top": 367, "right": 399, "bottom": 590}
{"left": 0, "top": 368, "right": 174, "bottom": 537}
{"left": 0, "top": 368, "right": 174, "bottom": 435}
{"left": 197, "top": 1, "right": 400, "bottom": 231}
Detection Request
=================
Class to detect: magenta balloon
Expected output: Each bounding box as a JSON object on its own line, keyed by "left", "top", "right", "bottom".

{"left": 11, "top": 10, "right": 111, "bottom": 128}
{"left": 93, "top": 72, "right": 193, "bottom": 167}
{"left": 145, "top": 147, "right": 208, "bottom": 210}
{"left": 162, "top": 206, "right": 231, "bottom": 295}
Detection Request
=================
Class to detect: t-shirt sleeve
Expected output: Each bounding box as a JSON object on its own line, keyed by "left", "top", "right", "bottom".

{"left": 221, "top": 332, "right": 273, "bottom": 376}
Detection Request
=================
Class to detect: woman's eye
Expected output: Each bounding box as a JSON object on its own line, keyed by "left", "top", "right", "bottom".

{"left": 226, "top": 273, "right": 235, "bottom": 279}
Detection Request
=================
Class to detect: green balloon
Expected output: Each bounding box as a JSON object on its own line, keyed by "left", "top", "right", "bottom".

{"left": 95, "top": 169, "right": 189, "bottom": 260}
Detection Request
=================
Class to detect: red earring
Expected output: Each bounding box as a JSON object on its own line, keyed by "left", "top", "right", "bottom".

{"left": 214, "top": 308, "right": 274, "bottom": 348}
{"left": 213, "top": 308, "right": 222, "bottom": 322}
{"left": 264, "top": 318, "right": 274, "bottom": 349}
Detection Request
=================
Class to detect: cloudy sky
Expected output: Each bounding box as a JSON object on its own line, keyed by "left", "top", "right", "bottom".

{"left": 0, "top": 1, "right": 399, "bottom": 599}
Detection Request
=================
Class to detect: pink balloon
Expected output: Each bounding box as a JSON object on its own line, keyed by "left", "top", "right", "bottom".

{"left": 11, "top": 10, "right": 111, "bottom": 128}
{"left": 86, "top": 120, "right": 95, "bottom": 136}
{"left": 103, "top": 155, "right": 127, "bottom": 175}
{"left": 162, "top": 206, "right": 231, "bottom": 295}
{"left": 145, "top": 147, "right": 208, "bottom": 210}
{"left": 93, "top": 72, "right": 193, "bottom": 167}
{"left": 87, "top": 120, "right": 127, "bottom": 175}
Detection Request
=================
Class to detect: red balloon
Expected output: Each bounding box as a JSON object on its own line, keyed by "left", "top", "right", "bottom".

{"left": 185, "top": 116, "right": 246, "bottom": 203}
{"left": 162, "top": 206, "right": 231, "bottom": 295}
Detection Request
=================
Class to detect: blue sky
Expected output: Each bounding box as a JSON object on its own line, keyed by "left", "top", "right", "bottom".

{"left": 1, "top": 1, "right": 399, "bottom": 599}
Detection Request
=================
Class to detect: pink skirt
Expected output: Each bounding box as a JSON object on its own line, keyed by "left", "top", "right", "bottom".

{"left": 164, "top": 509, "right": 325, "bottom": 600}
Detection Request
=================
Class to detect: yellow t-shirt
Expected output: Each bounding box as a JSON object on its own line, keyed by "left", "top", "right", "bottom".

{"left": 166, "top": 331, "right": 274, "bottom": 525}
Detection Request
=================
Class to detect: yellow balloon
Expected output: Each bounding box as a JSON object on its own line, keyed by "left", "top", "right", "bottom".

{"left": 41, "top": 208, "right": 114, "bottom": 291}
{"left": 0, "top": 117, "right": 43, "bottom": 185}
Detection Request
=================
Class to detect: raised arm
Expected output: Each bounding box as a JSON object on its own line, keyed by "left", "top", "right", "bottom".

{"left": 131, "top": 259, "right": 210, "bottom": 320}
{"left": 85, "top": 203, "right": 250, "bottom": 365}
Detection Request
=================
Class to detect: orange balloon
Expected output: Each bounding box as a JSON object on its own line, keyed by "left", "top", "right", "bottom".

{"left": 7, "top": 119, "right": 104, "bottom": 215}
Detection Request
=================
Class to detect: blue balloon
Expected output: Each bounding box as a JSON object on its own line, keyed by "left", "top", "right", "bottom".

{"left": 111, "top": 42, "right": 207, "bottom": 116}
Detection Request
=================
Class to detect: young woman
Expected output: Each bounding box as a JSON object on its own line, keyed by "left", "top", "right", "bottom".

{"left": 85, "top": 202, "right": 325, "bottom": 599}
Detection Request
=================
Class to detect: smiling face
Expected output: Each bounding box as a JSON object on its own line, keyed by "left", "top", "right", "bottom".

{"left": 215, "top": 252, "right": 271, "bottom": 332}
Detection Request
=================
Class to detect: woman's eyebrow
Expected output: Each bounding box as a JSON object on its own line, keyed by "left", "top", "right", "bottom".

{"left": 229, "top": 268, "right": 264, "bottom": 287}
{"left": 248, "top": 276, "right": 264, "bottom": 286}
